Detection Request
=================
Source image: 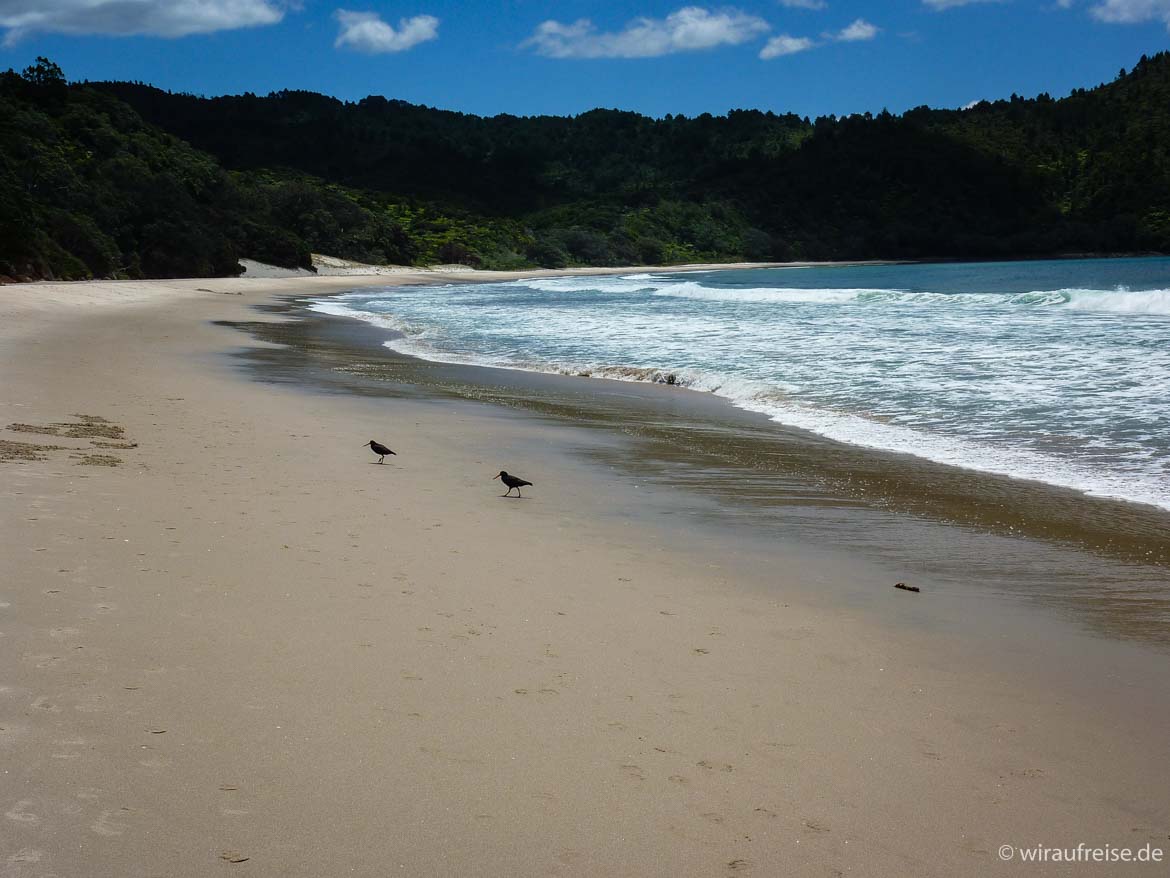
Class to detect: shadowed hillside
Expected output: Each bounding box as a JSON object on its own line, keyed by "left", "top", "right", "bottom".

{"left": 3, "top": 53, "right": 1168, "bottom": 280}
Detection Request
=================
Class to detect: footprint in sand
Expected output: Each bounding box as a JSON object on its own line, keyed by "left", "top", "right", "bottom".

{"left": 74, "top": 694, "right": 107, "bottom": 713}
{"left": 620, "top": 764, "right": 646, "bottom": 781}
{"left": 1011, "top": 768, "right": 1045, "bottom": 779}
{"left": 91, "top": 810, "right": 128, "bottom": 836}
{"left": 697, "top": 760, "right": 735, "bottom": 772}
{"left": 5, "top": 800, "right": 40, "bottom": 825}
{"left": 802, "top": 819, "right": 830, "bottom": 833}
{"left": 24, "top": 654, "right": 63, "bottom": 669}
{"left": 701, "top": 812, "right": 725, "bottom": 824}
{"left": 727, "top": 858, "right": 752, "bottom": 871}
{"left": 0, "top": 724, "right": 27, "bottom": 748}
{"left": 669, "top": 775, "right": 689, "bottom": 785}
{"left": 51, "top": 738, "right": 86, "bottom": 759}
{"left": 30, "top": 696, "right": 60, "bottom": 713}
{"left": 6, "top": 849, "right": 45, "bottom": 868}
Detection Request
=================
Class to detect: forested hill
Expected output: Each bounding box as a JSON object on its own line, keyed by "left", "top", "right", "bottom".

{"left": 3, "top": 54, "right": 1168, "bottom": 281}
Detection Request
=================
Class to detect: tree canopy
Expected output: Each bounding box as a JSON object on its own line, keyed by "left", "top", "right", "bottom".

{"left": 2, "top": 53, "right": 1167, "bottom": 281}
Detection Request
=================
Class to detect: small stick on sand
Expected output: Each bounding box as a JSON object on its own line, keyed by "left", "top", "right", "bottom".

{"left": 894, "top": 582, "right": 921, "bottom": 593}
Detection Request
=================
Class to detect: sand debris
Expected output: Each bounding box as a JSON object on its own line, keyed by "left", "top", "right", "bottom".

{"left": 0, "top": 439, "right": 65, "bottom": 461}
{"left": 7, "top": 423, "right": 62, "bottom": 436}
{"left": 74, "top": 453, "right": 121, "bottom": 467}
{"left": 5, "top": 414, "right": 135, "bottom": 465}
{"left": 8, "top": 414, "right": 125, "bottom": 440}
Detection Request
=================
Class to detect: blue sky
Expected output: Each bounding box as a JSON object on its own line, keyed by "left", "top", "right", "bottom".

{"left": 1, "top": 1, "right": 1168, "bottom": 119}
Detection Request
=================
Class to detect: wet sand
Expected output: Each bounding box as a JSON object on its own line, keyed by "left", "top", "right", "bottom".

{"left": 2, "top": 274, "right": 1168, "bottom": 877}
{"left": 229, "top": 300, "right": 1170, "bottom": 646}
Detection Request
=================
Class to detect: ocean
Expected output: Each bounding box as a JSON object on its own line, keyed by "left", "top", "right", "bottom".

{"left": 310, "top": 257, "right": 1170, "bottom": 512}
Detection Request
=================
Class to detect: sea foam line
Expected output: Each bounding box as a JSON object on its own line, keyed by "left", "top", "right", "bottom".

{"left": 502, "top": 274, "right": 1170, "bottom": 315}
{"left": 308, "top": 293, "right": 1170, "bottom": 511}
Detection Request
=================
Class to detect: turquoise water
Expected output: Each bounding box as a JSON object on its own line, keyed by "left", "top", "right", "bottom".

{"left": 311, "top": 257, "right": 1170, "bottom": 511}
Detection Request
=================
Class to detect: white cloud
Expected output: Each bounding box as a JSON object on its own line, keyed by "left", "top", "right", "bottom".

{"left": 833, "top": 17, "right": 878, "bottom": 40}
{"left": 334, "top": 9, "right": 439, "bottom": 53}
{"left": 1090, "top": 0, "right": 1170, "bottom": 29}
{"left": 759, "top": 33, "right": 815, "bottom": 57}
{"left": 522, "top": 6, "right": 770, "bottom": 59}
{"left": 759, "top": 15, "right": 878, "bottom": 58}
{"left": 0, "top": 0, "right": 284, "bottom": 44}
{"left": 778, "top": 0, "right": 827, "bottom": 8}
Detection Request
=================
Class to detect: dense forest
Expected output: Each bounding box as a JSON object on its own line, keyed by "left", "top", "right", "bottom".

{"left": 2, "top": 53, "right": 1168, "bottom": 280}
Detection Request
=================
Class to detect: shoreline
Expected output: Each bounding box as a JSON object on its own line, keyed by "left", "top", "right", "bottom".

{"left": 6, "top": 249, "right": 1161, "bottom": 288}
{"left": 307, "top": 291, "right": 1170, "bottom": 519}
{"left": 2, "top": 275, "right": 1169, "bottom": 875}
{"left": 290, "top": 258, "right": 1170, "bottom": 522}
{"left": 225, "top": 298, "right": 1170, "bottom": 649}
{"left": 4, "top": 258, "right": 866, "bottom": 287}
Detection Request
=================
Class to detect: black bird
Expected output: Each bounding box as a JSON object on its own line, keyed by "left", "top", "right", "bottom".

{"left": 494, "top": 470, "right": 533, "bottom": 498}
{"left": 365, "top": 440, "right": 396, "bottom": 463}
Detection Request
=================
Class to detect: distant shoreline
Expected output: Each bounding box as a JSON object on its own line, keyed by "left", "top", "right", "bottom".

{"left": 8, "top": 256, "right": 898, "bottom": 286}
{"left": 7, "top": 250, "right": 1165, "bottom": 286}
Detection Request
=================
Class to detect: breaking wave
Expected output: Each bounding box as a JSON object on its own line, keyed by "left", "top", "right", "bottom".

{"left": 652, "top": 283, "right": 1170, "bottom": 314}
{"left": 306, "top": 259, "right": 1170, "bottom": 511}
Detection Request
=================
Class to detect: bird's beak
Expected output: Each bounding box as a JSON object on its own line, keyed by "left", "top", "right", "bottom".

{"left": 492, "top": 474, "right": 500, "bottom": 480}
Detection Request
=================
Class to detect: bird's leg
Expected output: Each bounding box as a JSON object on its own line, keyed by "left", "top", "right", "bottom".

{"left": 378, "top": 456, "right": 384, "bottom": 463}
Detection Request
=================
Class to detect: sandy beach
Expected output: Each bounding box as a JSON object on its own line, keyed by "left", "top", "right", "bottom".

{"left": 2, "top": 271, "right": 1168, "bottom": 877}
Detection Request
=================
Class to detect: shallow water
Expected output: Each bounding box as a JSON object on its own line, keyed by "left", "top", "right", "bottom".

{"left": 311, "top": 258, "right": 1170, "bottom": 511}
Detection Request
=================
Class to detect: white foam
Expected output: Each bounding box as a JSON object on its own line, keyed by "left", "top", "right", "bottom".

{"left": 653, "top": 284, "right": 1170, "bottom": 314}
{"left": 372, "top": 334, "right": 1170, "bottom": 510}
{"left": 519, "top": 275, "right": 670, "bottom": 294}
{"left": 653, "top": 283, "right": 892, "bottom": 304}
{"left": 1062, "top": 287, "right": 1170, "bottom": 315}
{"left": 304, "top": 266, "right": 1170, "bottom": 512}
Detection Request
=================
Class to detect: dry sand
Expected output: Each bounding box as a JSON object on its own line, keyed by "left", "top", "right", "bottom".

{"left": 2, "top": 273, "right": 1168, "bottom": 877}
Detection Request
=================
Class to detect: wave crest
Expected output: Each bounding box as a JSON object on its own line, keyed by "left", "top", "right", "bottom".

{"left": 652, "top": 283, "right": 1170, "bottom": 314}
